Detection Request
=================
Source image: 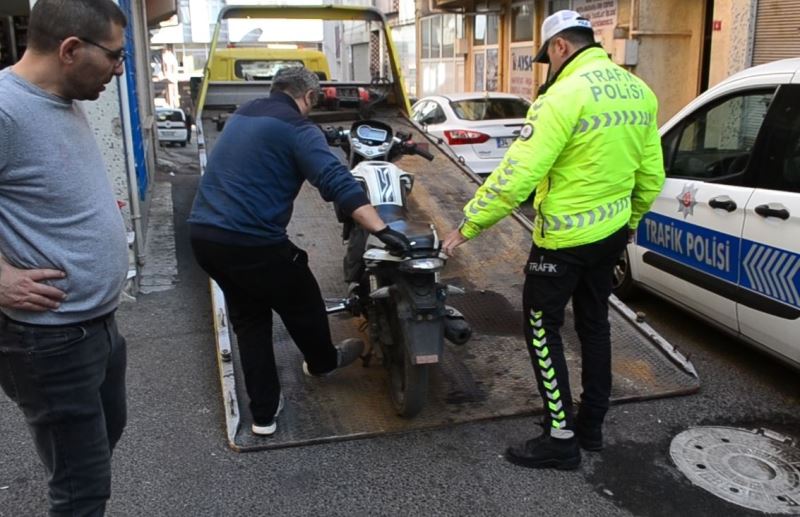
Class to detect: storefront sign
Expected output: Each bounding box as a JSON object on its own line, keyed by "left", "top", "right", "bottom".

{"left": 573, "top": 0, "right": 617, "bottom": 51}
{"left": 510, "top": 46, "right": 534, "bottom": 98}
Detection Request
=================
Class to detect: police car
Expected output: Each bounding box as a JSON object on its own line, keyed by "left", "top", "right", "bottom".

{"left": 614, "top": 58, "right": 800, "bottom": 369}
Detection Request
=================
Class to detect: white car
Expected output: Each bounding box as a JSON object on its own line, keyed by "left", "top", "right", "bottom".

{"left": 614, "top": 58, "right": 800, "bottom": 369}
{"left": 410, "top": 93, "right": 530, "bottom": 176}
{"left": 156, "top": 107, "right": 189, "bottom": 147}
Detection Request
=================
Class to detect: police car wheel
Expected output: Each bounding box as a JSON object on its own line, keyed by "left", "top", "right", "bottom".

{"left": 612, "top": 248, "right": 637, "bottom": 300}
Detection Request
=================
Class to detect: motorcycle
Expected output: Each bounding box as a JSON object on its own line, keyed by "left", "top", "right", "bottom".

{"left": 324, "top": 119, "right": 472, "bottom": 417}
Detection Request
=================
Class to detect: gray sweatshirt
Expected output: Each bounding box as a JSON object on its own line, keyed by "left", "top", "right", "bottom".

{"left": 0, "top": 69, "right": 128, "bottom": 325}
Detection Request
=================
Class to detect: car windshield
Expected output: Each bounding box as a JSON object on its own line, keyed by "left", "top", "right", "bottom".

{"left": 157, "top": 110, "right": 184, "bottom": 122}
{"left": 450, "top": 98, "right": 530, "bottom": 121}
{"left": 235, "top": 60, "right": 305, "bottom": 80}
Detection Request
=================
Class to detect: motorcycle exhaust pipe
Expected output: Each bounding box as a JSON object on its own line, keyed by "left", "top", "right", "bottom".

{"left": 444, "top": 316, "right": 472, "bottom": 345}
{"left": 443, "top": 305, "right": 471, "bottom": 345}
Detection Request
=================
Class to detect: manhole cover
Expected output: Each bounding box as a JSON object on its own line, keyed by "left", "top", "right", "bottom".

{"left": 670, "top": 426, "right": 800, "bottom": 514}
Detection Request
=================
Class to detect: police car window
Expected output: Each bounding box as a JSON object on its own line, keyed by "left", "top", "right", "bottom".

{"left": 755, "top": 84, "right": 800, "bottom": 193}
{"left": 784, "top": 132, "right": 800, "bottom": 192}
{"left": 664, "top": 91, "right": 774, "bottom": 182}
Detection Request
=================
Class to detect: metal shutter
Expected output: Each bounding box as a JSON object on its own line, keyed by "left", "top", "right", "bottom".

{"left": 752, "top": 0, "right": 800, "bottom": 65}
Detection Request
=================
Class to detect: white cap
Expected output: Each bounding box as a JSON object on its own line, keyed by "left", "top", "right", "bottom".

{"left": 533, "top": 10, "right": 594, "bottom": 64}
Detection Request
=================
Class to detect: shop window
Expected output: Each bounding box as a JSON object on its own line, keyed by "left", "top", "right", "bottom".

{"left": 486, "top": 48, "right": 499, "bottom": 91}
{"left": 474, "top": 15, "right": 487, "bottom": 46}
{"left": 442, "top": 15, "right": 456, "bottom": 58}
{"left": 548, "top": 0, "right": 572, "bottom": 14}
{"left": 421, "top": 17, "right": 431, "bottom": 59}
{"left": 486, "top": 14, "right": 499, "bottom": 45}
{"left": 431, "top": 15, "right": 441, "bottom": 59}
{"left": 512, "top": 2, "right": 534, "bottom": 42}
{"left": 474, "top": 14, "right": 499, "bottom": 46}
{"left": 422, "top": 15, "right": 453, "bottom": 60}
{"left": 474, "top": 52, "right": 485, "bottom": 91}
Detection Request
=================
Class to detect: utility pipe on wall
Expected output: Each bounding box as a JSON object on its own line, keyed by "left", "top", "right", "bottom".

{"left": 117, "top": 72, "right": 146, "bottom": 269}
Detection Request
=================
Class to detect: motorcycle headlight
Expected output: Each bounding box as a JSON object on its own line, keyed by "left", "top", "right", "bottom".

{"left": 399, "top": 258, "right": 444, "bottom": 272}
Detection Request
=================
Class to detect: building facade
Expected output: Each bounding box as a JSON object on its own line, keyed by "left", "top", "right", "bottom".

{"left": 415, "top": 0, "right": 800, "bottom": 123}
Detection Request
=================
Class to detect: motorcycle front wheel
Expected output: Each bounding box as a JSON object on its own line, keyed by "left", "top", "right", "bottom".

{"left": 388, "top": 339, "right": 429, "bottom": 418}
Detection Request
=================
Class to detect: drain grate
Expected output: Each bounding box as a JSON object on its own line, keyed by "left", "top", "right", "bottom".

{"left": 670, "top": 426, "right": 800, "bottom": 514}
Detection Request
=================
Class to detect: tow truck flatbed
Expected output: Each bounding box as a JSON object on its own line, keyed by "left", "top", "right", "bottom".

{"left": 193, "top": 5, "right": 698, "bottom": 451}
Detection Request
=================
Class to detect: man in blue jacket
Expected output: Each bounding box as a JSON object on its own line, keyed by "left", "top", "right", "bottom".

{"left": 189, "top": 66, "right": 409, "bottom": 436}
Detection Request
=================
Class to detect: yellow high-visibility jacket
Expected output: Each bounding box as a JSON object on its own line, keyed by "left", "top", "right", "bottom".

{"left": 460, "top": 47, "right": 665, "bottom": 249}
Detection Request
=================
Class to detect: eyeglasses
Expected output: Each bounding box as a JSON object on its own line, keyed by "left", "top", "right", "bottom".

{"left": 79, "top": 37, "right": 127, "bottom": 65}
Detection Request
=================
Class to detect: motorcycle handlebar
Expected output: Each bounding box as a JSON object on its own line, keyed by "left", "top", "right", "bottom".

{"left": 323, "top": 126, "right": 346, "bottom": 145}
{"left": 324, "top": 125, "right": 434, "bottom": 161}
{"left": 413, "top": 145, "right": 435, "bottom": 161}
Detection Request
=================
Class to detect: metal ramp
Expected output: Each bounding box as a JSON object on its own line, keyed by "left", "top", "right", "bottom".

{"left": 207, "top": 120, "right": 699, "bottom": 452}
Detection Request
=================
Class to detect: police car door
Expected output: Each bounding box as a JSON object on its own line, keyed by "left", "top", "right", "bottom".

{"left": 636, "top": 89, "right": 776, "bottom": 331}
{"left": 738, "top": 84, "right": 800, "bottom": 366}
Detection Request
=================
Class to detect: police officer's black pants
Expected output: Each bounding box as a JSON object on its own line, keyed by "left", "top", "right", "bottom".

{"left": 522, "top": 226, "right": 628, "bottom": 434}
{"left": 190, "top": 238, "right": 338, "bottom": 424}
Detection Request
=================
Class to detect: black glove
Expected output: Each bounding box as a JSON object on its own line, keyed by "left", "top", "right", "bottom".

{"left": 374, "top": 226, "right": 412, "bottom": 256}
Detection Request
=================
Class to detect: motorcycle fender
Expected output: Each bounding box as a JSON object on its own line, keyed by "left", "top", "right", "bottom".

{"left": 400, "top": 318, "right": 444, "bottom": 364}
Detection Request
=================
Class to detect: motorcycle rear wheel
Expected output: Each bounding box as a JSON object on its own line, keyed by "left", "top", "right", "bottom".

{"left": 388, "top": 342, "right": 429, "bottom": 418}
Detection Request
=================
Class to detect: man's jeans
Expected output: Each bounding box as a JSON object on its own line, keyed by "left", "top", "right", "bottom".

{"left": 0, "top": 312, "right": 127, "bottom": 517}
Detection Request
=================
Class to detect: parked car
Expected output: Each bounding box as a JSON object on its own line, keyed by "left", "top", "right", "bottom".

{"left": 614, "top": 58, "right": 800, "bottom": 369}
{"left": 410, "top": 92, "right": 530, "bottom": 175}
{"left": 156, "top": 107, "right": 189, "bottom": 147}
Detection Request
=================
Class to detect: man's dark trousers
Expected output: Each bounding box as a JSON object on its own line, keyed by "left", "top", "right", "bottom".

{"left": 190, "top": 237, "right": 338, "bottom": 424}
{"left": 0, "top": 312, "right": 127, "bottom": 517}
{"left": 522, "top": 225, "right": 628, "bottom": 433}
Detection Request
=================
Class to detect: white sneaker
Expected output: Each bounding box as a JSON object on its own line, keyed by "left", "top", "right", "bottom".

{"left": 302, "top": 338, "right": 365, "bottom": 378}
{"left": 302, "top": 361, "right": 324, "bottom": 378}
{"left": 251, "top": 393, "right": 284, "bottom": 436}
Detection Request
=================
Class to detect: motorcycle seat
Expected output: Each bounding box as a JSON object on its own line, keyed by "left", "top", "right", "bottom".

{"left": 374, "top": 204, "right": 437, "bottom": 249}
{"left": 389, "top": 220, "right": 437, "bottom": 250}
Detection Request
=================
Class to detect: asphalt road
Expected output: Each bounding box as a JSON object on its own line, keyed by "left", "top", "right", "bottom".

{"left": 1, "top": 143, "right": 798, "bottom": 517}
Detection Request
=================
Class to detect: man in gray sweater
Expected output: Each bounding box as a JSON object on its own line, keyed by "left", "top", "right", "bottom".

{"left": 0, "top": 1, "right": 130, "bottom": 515}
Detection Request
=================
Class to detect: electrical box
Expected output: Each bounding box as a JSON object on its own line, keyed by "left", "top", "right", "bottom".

{"left": 612, "top": 39, "right": 639, "bottom": 66}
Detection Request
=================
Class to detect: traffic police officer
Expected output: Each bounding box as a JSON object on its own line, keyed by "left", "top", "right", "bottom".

{"left": 443, "top": 10, "right": 665, "bottom": 469}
